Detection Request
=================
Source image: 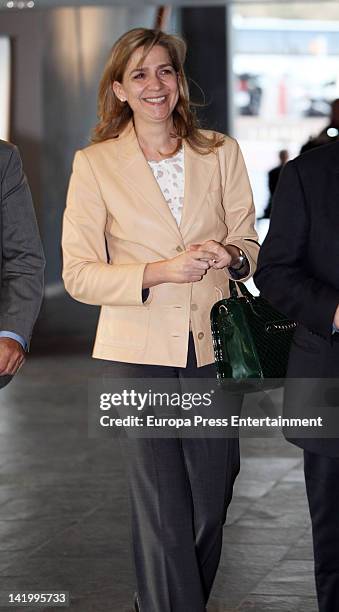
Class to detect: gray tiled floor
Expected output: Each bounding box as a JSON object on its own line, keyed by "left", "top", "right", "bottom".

{"left": 0, "top": 346, "right": 318, "bottom": 612}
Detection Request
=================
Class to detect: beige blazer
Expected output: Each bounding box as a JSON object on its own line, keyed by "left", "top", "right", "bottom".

{"left": 62, "top": 121, "right": 259, "bottom": 367}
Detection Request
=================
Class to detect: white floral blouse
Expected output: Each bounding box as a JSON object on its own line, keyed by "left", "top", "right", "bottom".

{"left": 148, "top": 147, "right": 184, "bottom": 227}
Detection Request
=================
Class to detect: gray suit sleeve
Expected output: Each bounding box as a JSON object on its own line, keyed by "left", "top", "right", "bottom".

{"left": 0, "top": 146, "right": 45, "bottom": 348}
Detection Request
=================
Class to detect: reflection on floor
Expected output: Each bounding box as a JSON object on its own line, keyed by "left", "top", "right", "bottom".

{"left": 0, "top": 348, "right": 318, "bottom": 612}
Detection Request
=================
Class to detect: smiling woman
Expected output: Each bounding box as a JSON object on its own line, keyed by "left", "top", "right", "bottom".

{"left": 114, "top": 50, "right": 178, "bottom": 110}
{"left": 112, "top": 45, "right": 180, "bottom": 160}
{"left": 62, "top": 27, "right": 259, "bottom": 612}
{"left": 91, "top": 27, "right": 224, "bottom": 157}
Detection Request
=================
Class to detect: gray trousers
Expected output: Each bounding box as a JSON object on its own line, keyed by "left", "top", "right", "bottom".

{"left": 103, "top": 335, "right": 241, "bottom": 612}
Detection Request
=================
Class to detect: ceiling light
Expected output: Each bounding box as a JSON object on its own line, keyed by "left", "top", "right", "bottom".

{"left": 6, "top": 0, "right": 35, "bottom": 7}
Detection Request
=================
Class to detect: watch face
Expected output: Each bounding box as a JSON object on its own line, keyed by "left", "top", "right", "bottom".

{"left": 233, "top": 255, "right": 245, "bottom": 270}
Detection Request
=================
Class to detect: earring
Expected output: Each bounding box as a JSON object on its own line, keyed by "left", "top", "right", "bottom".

{"left": 120, "top": 97, "right": 126, "bottom": 102}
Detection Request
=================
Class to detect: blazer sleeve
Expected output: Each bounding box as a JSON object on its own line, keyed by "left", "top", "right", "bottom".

{"left": 62, "top": 150, "right": 147, "bottom": 307}
{"left": 254, "top": 160, "right": 339, "bottom": 339}
{"left": 0, "top": 146, "right": 45, "bottom": 348}
{"left": 219, "top": 138, "right": 259, "bottom": 281}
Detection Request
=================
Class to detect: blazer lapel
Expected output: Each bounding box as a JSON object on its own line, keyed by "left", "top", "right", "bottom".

{"left": 179, "top": 141, "right": 218, "bottom": 239}
{"left": 113, "top": 122, "right": 181, "bottom": 240}
{"left": 112, "top": 121, "right": 218, "bottom": 244}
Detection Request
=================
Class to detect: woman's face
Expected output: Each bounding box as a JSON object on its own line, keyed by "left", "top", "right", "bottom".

{"left": 113, "top": 44, "right": 179, "bottom": 125}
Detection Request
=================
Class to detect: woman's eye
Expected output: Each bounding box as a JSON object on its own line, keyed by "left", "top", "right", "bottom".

{"left": 134, "top": 73, "right": 145, "bottom": 79}
{"left": 161, "top": 68, "right": 174, "bottom": 75}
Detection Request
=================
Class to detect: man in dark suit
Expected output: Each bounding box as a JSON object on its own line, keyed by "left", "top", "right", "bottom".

{"left": 254, "top": 141, "right": 339, "bottom": 612}
{"left": 0, "top": 141, "right": 45, "bottom": 389}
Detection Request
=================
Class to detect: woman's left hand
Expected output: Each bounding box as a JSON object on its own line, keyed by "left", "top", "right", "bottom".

{"left": 188, "top": 241, "right": 240, "bottom": 270}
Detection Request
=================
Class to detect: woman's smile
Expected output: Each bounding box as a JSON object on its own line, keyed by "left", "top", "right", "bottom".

{"left": 113, "top": 44, "right": 179, "bottom": 125}
{"left": 142, "top": 95, "right": 167, "bottom": 104}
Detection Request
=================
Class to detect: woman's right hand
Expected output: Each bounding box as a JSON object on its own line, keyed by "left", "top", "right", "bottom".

{"left": 143, "top": 249, "right": 216, "bottom": 289}
{"left": 162, "top": 249, "right": 216, "bottom": 284}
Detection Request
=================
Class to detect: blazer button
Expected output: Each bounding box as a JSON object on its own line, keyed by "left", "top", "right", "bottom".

{"left": 198, "top": 332, "right": 204, "bottom": 340}
{"left": 176, "top": 245, "right": 183, "bottom": 252}
{"left": 191, "top": 304, "right": 198, "bottom": 311}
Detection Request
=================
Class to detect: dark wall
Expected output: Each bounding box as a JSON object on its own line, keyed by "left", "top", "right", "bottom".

{"left": 181, "top": 6, "right": 231, "bottom": 134}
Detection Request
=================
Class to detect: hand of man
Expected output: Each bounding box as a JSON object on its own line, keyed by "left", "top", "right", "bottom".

{"left": 0, "top": 338, "right": 25, "bottom": 376}
{"left": 188, "top": 241, "right": 240, "bottom": 270}
{"left": 334, "top": 305, "right": 339, "bottom": 330}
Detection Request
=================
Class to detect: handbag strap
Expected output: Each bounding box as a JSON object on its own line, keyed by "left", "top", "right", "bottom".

{"left": 229, "top": 280, "right": 253, "bottom": 299}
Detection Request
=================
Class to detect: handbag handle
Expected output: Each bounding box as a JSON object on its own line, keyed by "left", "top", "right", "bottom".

{"left": 229, "top": 280, "right": 253, "bottom": 299}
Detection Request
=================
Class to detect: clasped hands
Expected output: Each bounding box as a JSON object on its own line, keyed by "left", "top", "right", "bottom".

{"left": 166, "top": 240, "right": 240, "bottom": 284}
{"left": 0, "top": 338, "right": 25, "bottom": 376}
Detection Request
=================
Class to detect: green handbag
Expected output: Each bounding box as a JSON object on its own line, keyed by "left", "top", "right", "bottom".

{"left": 210, "top": 280, "right": 297, "bottom": 387}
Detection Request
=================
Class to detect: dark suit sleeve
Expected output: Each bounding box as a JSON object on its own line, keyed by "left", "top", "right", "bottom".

{"left": 268, "top": 168, "right": 276, "bottom": 196}
{"left": 254, "top": 160, "right": 339, "bottom": 339}
{"left": 0, "top": 147, "right": 45, "bottom": 348}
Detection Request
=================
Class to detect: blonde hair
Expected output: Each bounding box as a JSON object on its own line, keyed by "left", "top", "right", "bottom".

{"left": 92, "top": 27, "right": 224, "bottom": 154}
